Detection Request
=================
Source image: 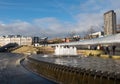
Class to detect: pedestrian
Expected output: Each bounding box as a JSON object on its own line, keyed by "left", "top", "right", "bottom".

{"left": 97, "top": 45, "right": 100, "bottom": 50}
{"left": 112, "top": 45, "right": 116, "bottom": 55}
{"left": 106, "top": 46, "right": 110, "bottom": 55}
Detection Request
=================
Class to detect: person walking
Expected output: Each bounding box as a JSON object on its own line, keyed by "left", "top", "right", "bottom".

{"left": 106, "top": 46, "right": 110, "bottom": 55}
{"left": 112, "top": 45, "right": 116, "bottom": 55}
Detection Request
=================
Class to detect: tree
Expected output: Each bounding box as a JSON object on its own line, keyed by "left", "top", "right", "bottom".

{"left": 87, "top": 26, "right": 95, "bottom": 39}
{"left": 68, "top": 31, "right": 79, "bottom": 41}
{"left": 68, "top": 31, "right": 76, "bottom": 39}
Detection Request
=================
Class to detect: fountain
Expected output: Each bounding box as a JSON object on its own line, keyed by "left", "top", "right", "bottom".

{"left": 25, "top": 45, "right": 120, "bottom": 84}
{"left": 54, "top": 45, "right": 77, "bottom": 56}
{"left": 26, "top": 52, "right": 120, "bottom": 84}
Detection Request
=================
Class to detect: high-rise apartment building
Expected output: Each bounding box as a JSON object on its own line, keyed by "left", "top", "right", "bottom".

{"left": 104, "top": 10, "right": 116, "bottom": 35}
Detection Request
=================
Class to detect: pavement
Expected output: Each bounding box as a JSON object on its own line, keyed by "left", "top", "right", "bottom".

{"left": 0, "top": 53, "right": 56, "bottom": 84}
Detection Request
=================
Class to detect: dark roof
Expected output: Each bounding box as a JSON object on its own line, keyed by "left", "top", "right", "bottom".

{"left": 104, "top": 10, "right": 115, "bottom": 15}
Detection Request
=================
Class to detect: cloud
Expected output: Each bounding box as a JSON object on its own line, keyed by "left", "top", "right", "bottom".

{"left": 0, "top": 21, "right": 32, "bottom": 35}
{"left": 109, "top": 0, "right": 120, "bottom": 9}
{"left": 74, "top": 0, "right": 120, "bottom": 31}
{"left": 0, "top": 18, "right": 69, "bottom": 37}
{"left": 75, "top": 13, "right": 103, "bottom": 31}
{"left": 0, "top": 14, "right": 104, "bottom": 38}
{"left": 79, "top": 0, "right": 104, "bottom": 12}
{"left": 0, "top": 0, "right": 120, "bottom": 38}
{"left": 34, "top": 17, "right": 77, "bottom": 37}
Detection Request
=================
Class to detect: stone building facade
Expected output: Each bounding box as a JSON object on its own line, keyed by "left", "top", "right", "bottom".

{"left": 0, "top": 36, "right": 32, "bottom": 46}
{"left": 116, "top": 25, "right": 120, "bottom": 33}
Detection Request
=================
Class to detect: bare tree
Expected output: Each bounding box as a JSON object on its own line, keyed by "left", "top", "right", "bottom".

{"left": 68, "top": 31, "right": 76, "bottom": 38}
{"left": 68, "top": 31, "right": 80, "bottom": 41}
{"left": 87, "top": 26, "right": 95, "bottom": 39}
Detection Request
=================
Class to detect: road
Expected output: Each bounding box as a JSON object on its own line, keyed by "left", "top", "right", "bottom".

{"left": 0, "top": 53, "right": 56, "bottom": 84}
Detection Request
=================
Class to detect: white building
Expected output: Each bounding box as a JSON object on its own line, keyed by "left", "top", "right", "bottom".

{"left": 89, "top": 31, "right": 104, "bottom": 38}
{"left": 0, "top": 36, "right": 32, "bottom": 46}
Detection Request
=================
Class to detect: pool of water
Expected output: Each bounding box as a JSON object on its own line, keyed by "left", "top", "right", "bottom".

{"left": 30, "top": 54, "right": 120, "bottom": 73}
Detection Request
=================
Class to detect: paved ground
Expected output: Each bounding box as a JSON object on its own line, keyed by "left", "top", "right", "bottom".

{"left": 0, "top": 53, "right": 56, "bottom": 84}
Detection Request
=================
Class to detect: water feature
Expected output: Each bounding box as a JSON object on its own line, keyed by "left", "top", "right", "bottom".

{"left": 26, "top": 45, "right": 120, "bottom": 84}
{"left": 27, "top": 55, "right": 120, "bottom": 84}
{"left": 54, "top": 46, "right": 77, "bottom": 56}
{"left": 30, "top": 55, "right": 120, "bottom": 73}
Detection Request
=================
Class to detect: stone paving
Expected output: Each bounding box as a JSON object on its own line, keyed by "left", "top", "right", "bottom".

{"left": 0, "top": 53, "right": 56, "bottom": 84}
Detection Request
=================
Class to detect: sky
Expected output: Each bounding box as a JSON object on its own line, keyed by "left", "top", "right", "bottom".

{"left": 0, "top": 0, "right": 120, "bottom": 38}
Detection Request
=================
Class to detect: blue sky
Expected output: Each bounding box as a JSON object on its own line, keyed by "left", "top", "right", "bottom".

{"left": 0, "top": 0, "right": 84, "bottom": 22}
{"left": 0, "top": 0, "right": 120, "bottom": 38}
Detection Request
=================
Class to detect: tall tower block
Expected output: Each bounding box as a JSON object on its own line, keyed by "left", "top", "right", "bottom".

{"left": 104, "top": 10, "right": 116, "bottom": 35}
